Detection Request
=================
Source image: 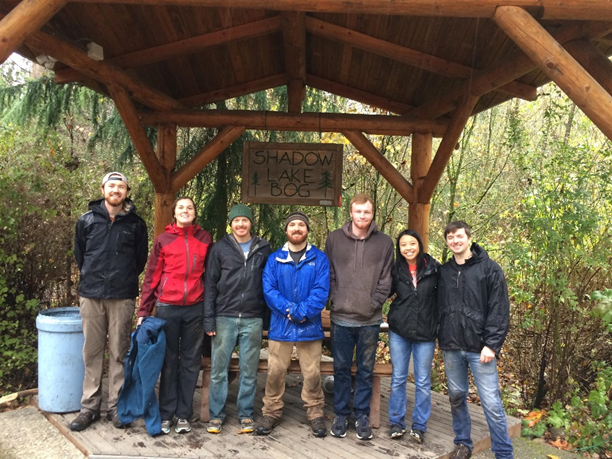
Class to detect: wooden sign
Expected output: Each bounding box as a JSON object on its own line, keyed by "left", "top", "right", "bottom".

{"left": 242, "top": 142, "right": 343, "bottom": 206}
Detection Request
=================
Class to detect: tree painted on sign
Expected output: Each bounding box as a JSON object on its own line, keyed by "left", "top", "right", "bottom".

{"left": 318, "top": 170, "right": 333, "bottom": 197}
{"left": 251, "top": 171, "right": 259, "bottom": 196}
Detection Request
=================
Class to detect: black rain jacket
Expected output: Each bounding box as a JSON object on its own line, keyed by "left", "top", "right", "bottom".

{"left": 74, "top": 199, "right": 148, "bottom": 299}
{"left": 387, "top": 253, "right": 440, "bottom": 342}
{"left": 203, "top": 234, "right": 271, "bottom": 333}
{"left": 437, "top": 243, "right": 510, "bottom": 355}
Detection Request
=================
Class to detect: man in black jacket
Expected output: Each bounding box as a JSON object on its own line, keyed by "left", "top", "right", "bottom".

{"left": 204, "top": 204, "right": 271, "bottom": 435}
{"left": 438, "top": 221, "right": 513, "bottom": 459}
{"left": 70, "top": 172, "right": 148, "bottom": 432}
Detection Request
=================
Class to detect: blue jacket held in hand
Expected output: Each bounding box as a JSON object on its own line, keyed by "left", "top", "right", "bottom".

{"left": 117, "top": 317, "right": 166, "bottom": 436}
{"left": 263, "top": 242, "right": 330, "bottom": 342}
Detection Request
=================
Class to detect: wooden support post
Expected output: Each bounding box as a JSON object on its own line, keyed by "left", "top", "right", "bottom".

{"left": 409, "top": 133, "right": 432, "bottom": 251}
{"left": 418, "top": 94, "right": 479, "bottom": 204}
{"left": 153, "top": 124, "right": 177, "bottom": 238}
{"left": 107, "top": 84, "right": 168, "bottom": 190}
{"left": 282, "top": 12, "right": 306, "bottom": 114}
{"left": 0, "top": 0, "right": 66, "bottom": 64}
{"left": 494, "top": 6, "right": 612, "bottom": 141}
{"left": 171, "top": 126, "right": 245, "bottom": 192}
{"left": 342, "top": 130, "right": 413, "bottom": 203}
{"left": 565, "top": 39, "right": 612, "bottom": 96}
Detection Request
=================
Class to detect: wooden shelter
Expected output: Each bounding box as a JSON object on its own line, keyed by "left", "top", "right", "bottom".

{"left": 1, "top": 0, "right": 612, "bottom": 244}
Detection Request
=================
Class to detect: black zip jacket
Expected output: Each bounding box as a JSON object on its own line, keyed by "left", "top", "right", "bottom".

{"left": 437, "top": 243, "right": 510, "bottom": 354}
{"left": 387, "top": 253, "right": 440, "bottom": 342}
{"left": 203, "top": 234, "right": 271, "bottom": 333}
{"left": 74, "top": 199, "right": 148, "bottom": 299}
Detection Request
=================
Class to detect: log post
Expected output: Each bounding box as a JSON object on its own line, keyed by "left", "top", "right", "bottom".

{"left": 0, "top": 0, "right": 66, "bottom": 64}
{"left": 154, "top": 124, "right": 177, "bottom": 237}
{"left": 409, "top": 133, "right": 432, "bottom": 251}
{"left": 494, "top": 6, "right": 612, "bottom": 141}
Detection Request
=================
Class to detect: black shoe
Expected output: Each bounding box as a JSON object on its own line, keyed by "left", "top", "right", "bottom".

{"left": 106, "top": 410, "right": 129, "bottom": 429}
{"left": 355, "top": 414, "right": 373, "bottom": 440}
{"left": 331, "top": 415, "right": 349, "bottom": 438}
{"left": 255, "top": 416, "right": 279, "bottom": 436}
{"left": 450, "top": 444, "right": 472, "bottom": 459}
{"left": 69, "top": 410, "right": 100, "bottom": 432}
{"left": 410, "top": 428, "right": 425, "bottom": 443}
{"left": 389, "top": 424, "right": 406, "bottom": 438}
{"left": 310, "top": 417, "right": 327, "bottom": 438}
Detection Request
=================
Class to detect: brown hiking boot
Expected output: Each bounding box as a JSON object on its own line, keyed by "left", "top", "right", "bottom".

{"left": 310, "top": 417, "right": 327, "bottom": 437}
{"left": 69, "top": 410, "right": 100, "bottom": 432}
{"left": 255, "top": 416, "right": 279, "bottom": 436}
{"left": 450, "top": 444, "right": 472, "bottom": 459}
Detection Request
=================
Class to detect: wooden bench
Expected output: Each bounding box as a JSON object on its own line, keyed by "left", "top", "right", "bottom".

{"left": 200, "top": 357, "right": 392, "bottom": 428}
{"left": 200, "top": 309, "right": 392, "bottom": 429}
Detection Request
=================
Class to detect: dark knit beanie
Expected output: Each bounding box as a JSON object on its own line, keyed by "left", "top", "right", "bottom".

{"left": 285, "top": 211, "right": 310, "bottom": 231}
{"left": 228, "top": 204, "right": 253, "bottom": 225}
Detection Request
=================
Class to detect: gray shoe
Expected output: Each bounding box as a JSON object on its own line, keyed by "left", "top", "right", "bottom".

{"left": 161, "top": 419, "right": 173, "bottom": 435}
{"left": 175, "top": 418, "right": 191, "bottom": 434}
{"left": 450, "top": 444, "right": 472, "bottom": 459}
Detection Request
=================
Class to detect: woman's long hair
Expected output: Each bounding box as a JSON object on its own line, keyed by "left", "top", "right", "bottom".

{"left": 395, "top": 229, "right": 426, "bottom": 278}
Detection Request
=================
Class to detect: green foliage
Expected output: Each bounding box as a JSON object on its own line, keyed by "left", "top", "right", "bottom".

{"left": 591, "top": 289, "right": 612, "bottom": 332}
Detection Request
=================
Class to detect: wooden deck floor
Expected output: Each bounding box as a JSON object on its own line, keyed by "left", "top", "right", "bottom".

{"left": 39, "top": 374, "right": 520, "bottom": 459}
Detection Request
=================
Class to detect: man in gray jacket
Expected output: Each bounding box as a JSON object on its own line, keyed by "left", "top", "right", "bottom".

{"left": 324, "top": 194, "right": 394, "bottom": 440}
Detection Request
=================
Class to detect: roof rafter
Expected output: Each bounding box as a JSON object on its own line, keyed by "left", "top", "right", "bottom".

{"left": 69, "top": 0, "right": 612, "bottom": 21}
{"left": 306, "top": 16, "right": 537, "bottom": 101}
{"left": 54, "top": 15, "right": 282, "bottom": 84}
{"left": 282, "top": 12, "right": 306, "bottom": 114}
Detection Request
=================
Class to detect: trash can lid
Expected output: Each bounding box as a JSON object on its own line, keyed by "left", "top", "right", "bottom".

{"left": 36, "top": 307, "right": 83, "bottom": 333}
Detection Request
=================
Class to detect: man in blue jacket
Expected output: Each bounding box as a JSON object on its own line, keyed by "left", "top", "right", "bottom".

{"left": 255, "top": 211, "right": 330, "bottom": 438}
{"left": 438, "top": 221, "right": 513, "bottom": 459}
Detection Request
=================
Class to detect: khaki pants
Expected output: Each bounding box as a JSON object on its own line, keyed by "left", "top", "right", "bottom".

{"left": 79, "top": 297, "right": 135, "bottom": 413}
{"left": 262, "top": 339, "right": 324, "bottom": 421}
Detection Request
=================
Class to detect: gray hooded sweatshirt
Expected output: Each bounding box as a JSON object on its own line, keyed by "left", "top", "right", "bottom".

{"left": 325, "top": 221, "right": 394, "bottom": 326}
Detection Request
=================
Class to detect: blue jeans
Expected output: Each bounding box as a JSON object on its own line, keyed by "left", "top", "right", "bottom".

{"left": 388, "top": 331, "right": 435, "bottom": 431}
{"left": 209, "top": 317, "right": 263, "bottom": 421}
{"left": 443, "top": 350, "right": 514, "bottom": 459}
{"left": 331, "top": 323, "right": 379, "bottom": 417}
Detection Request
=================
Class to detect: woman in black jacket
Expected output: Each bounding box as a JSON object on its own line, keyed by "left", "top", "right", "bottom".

{"left": 387, "top": 229, "right": 440, "bottom": 444}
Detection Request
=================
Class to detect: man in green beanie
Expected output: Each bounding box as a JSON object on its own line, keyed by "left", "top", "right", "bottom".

{"left": 204, "top": 204, "right": 271, "bottom": 434}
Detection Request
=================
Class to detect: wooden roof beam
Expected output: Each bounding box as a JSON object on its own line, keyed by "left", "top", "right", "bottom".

{"left": 23, "top": 28, "right": 184, "bottom": 111}
{"left": 282, "top": 12, "right": 306, "bottom": 114}
{"left": 494, "top": 6, "right": 612, "bottom": 141}
{"left": 179, "top": 74, "right": 286, "bottom": 107}
{"left": 107, "top": 84, "right": 169, "bottom": 190}
{"left": 139, "top": 109, "right": 449, "bottom": 136}
{"left": 418, "top": 94, "right": 479, "bottom": 204}
{"left": 411, "top": 20, "right": 612, "bottom": 120}
{"left": 306, "top": 16, "right": 537, "bottom": 102}
{"left": 305, "top": 74, "right": 413, "bottom": 114}
{"left": 171, "top": 126, "right": 245, "bottom": 191}
{"left": 342, "top": 130, "right": 413, "bottom": 203}
{"left": 0, "top": 0, "right": 66, "bottom": 64}
{"left": 54, "top": 15, "right": 282, "bottom": 84}
{"left": 565, "top": 39, "right": 612, "bottom": 96}
{"left": 70, "top": 0, "right": 612, "bottom": 21}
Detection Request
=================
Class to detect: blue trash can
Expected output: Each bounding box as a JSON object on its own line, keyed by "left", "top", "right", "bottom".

{"left": 36, "top": 307, "right": 85, "bottom": 413}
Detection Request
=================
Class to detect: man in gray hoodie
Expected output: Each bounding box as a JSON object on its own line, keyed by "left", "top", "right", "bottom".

{"left": 324, "top": 194, "right": 394, "bottom": 440}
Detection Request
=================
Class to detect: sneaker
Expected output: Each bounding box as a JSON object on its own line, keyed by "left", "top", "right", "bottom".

{"left": 450, "top": 444, "right": 472, "bottom": 459}
{"left": 207, "top": 419, "right": 222, "bottom": 434}
{"left": 106, "top": 410, "right": 128, "bottom": 429}
{"left": 410, "top": 428, "right": 425, "bottom": 444}
{"left": 161, "top": 419, "right": 173, "bottom": 435}
{"left": 389, "top": 424, "right": 406, "bottom": 438}
{"left": 355, "top": 414, "right": 373, "bottom": 440}
{"left": 309, "top": 417, "right": 327, "bottom": 438}
{"left": 255, "top": 415, "right": 279, "bottom": 436}
{"left": 240, "top": 418, "right": 255, "bottom": 434}
{"left": 175, "top": 418, "right": 191, "bottom": 434}
{"left": 69, "top": 410, "right": 100, "bottom": 432}
{"left": 330, "top": 415, "right": 349, "bottom": 438}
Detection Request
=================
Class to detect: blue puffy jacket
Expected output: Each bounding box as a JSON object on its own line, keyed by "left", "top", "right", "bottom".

{"left": 117, "top": 317, "right": 166, "bottom": 436}
{"left": 263, "top": 242, "right": 330, "bottom": 342}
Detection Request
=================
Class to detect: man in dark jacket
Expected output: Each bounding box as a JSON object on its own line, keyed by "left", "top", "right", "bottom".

{"left": 438, "top": 221, "right": 513, "bottom": 459}
{"left": 255, "top": 211, "right": 330, "bottom": 438}
{"left": 204, "top": 204, "right": 271, "bottom": 435}
{"left": 325, "top": 194, "right": 394, "bottom": 440}
{"left": 70, "top": 172, "right": 148, "bottom": 432}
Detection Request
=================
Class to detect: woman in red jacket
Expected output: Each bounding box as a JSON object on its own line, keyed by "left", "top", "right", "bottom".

{"left": 138, "top": 196, "right": 212, "bottom": 434}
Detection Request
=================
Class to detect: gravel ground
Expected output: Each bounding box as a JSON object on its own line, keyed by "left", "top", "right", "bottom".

{"left": 0, "top": 406, "right": 84, "bottom": 459}
{"left": 473, "top": 436, "right": 578, "bottom": 459}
